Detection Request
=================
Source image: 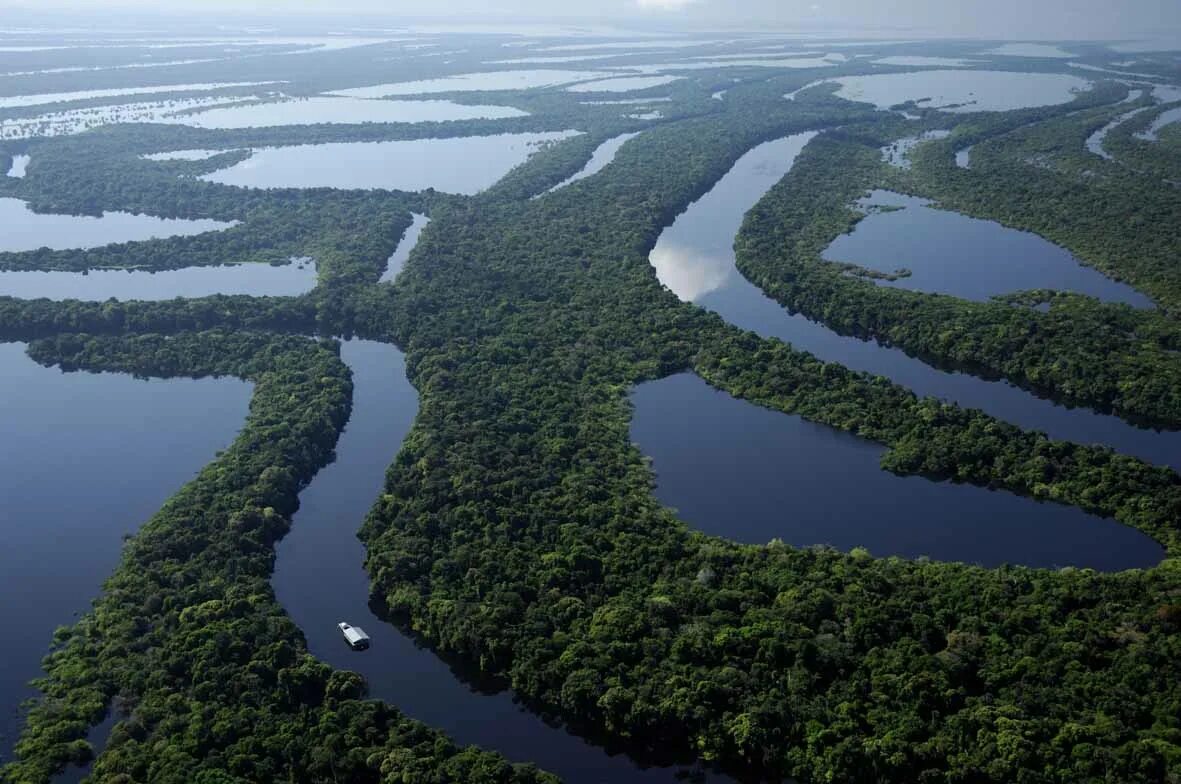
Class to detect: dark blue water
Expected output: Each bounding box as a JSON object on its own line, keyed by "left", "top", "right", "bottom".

{"left": 0, "top": 342, "right": 250, "bottom": 767}
{"left": 631, "top": 373, "right": 1163, "bottom": 570}
{"left": 272, "top": 340, "right": 729, "bottom": 784}
{"left": 650, "top": 132, "right": 1181, "bottom": 468}
{"left": 823, "top": 190, "right": 1154, "bottom": 308}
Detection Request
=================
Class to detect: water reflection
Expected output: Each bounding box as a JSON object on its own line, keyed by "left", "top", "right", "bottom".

{"left": 1087, "top": 104, "right": 1152, "bottom": 158}
{"left": 542, "top": 131, "right": 641, "bottom": 194}
{"left": 5, "top": 154, "right": 28, "bottom": 177}
{"left": 141, "top": 148, "right": 229, "bottom": 161}
{"left": 631, "top": 372, "right": 1163, "bottom": 570}
{"left": 650, "top": 132, "right": 1181, "bottom": 467}
{"left": 329, "top": 70, "right": 607, "bottom": 97}
{"left": 566, "top": 75, "right": 681, "bottom": 92}
{"left": 200, "top": 132, "right": 579, "bottom": 193}
{"left": 824, "top": 190, "right": 1154, "bottom": 307}
{"left": 0, "top": 342, "right": 250, "bottom": 765}
{"left": 881, "top": 129, "right": 950, "bottom": 169}
{"left": 649, "top": 240, "right": 733, "bottom": 302}
{"left": 830, "top": 70, "right": 1092, "bottom": 112}
{"left": 272, "top": 341, "right": 728, "bottom": 784}
{"left": 381, "top": 215, "right": 429, "bottom": 282}
{"left": 0, "top": 258, "right": 317, "bottom": 301}
{"left": 0, "top": 81, "right": 275, "bottom": 110}
{"left": 1136, "top": 105, "right": 1181, "bottom": 141}
{"left": 0, "top": 197, "right": 236, "bottom": 252}
{"left": 170, "top": 95, "right": 527, "bottom": 128}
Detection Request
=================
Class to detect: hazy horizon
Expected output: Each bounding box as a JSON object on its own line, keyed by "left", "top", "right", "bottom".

{"left": 0, "top": 0, "right": 1179, "bottom": 42}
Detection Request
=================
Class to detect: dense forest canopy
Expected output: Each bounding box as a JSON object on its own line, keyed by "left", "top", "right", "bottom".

{"left": 1, "top": 23, "right": 1180, "bottom": 784}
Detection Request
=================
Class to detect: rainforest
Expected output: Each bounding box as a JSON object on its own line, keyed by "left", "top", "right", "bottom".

{"left": 0, "top": 9, "right": 1180, "bottom": 784}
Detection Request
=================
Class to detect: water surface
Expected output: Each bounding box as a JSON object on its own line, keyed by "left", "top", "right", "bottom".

{"left": 984, "top": 43, "right": 1075, "bottom": 58}
{"left": 141, "top": 148, "right": 227, "bottom": 161}
{"left": 5, "top": 154, "right": 28, "bottom": 176}
{"left": 170, "top": 96, "right": 526, "bottom": 128}
{"left": 0, "top": 81, "right": 273, "bottom": 109}
{"left": 1, "top": 95, "right": 260, "bottom": 140}
{"left": 200, "top": 132, "right": 578, "bottom": 193}
{"left": 0, "top": 342, "right": 250, "bottom": 763}
{"left": 824, "top": 190, "right": 1154, "bottom": 307}
{"left": 566, "top": 75, "right": 680, "bottom": 92}
{"left": 649, "top": 132, "right": 1181, "bottom": 467}
{"left": 0, "top": 258, "right": 317, "bottom": 300}
{"left": 873, "top": 56, "right": 975, "bottom": 67}
{"left": 381, "top": 215, "right": 429, "bottom": 282}
{"left": 631, "top": 372, "right": 1163, "bottom": 569}
{"left": 830, "top": 70, "right": 1091, "bottom": 112}
{"left": 881, "top": 129, "right": 950, "bottom": 169}
{"left": 0, "top": 198, "right": 235, "bottom": 252}
{"left": 329, "top": 70, "right": 606, "bottom": 97}
{"left": 1136, "top": 106, "right": 1181, "bottom": 141}
{"left": 1086, "top": 105, "right": 1153, "bottom": 158}
{"left": 272, "top": 341, "right": 728, "bottom": 783}
{"left": 543, "top": 131, "right": 641, "bottom": 193}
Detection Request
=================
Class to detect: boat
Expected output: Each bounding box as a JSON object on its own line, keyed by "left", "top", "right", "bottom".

{"left": 338, "top": 621, "right": 371, "bottom": 650}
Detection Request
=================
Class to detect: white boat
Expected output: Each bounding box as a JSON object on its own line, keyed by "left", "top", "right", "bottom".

{"left": 338, "top": 621, "right": 371, "bottom": 650}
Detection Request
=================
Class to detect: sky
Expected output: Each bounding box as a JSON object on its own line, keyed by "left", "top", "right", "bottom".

{"left": 2, "top": 0, "right": 1180, "bottom": 41}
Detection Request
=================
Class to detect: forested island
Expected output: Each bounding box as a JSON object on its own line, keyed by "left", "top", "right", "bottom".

{"left": 0, "top": 19, "right": 1180, "bottom": 784}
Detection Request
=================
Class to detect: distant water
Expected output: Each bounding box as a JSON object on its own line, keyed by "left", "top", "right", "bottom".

{"left": 5, "top": 154, "right": 28, "bottom": 177}
{"left": 141, "top": 148, "right": 228, "bottom": 161}
{"left": 0, "top": 198, "right": 236, "bottom": 252}
{"left": 830, "top": 70, "right": 1092, "bottom": 112}
{"left": 0, "top": 81, "right": 274, "bottom": 110}
{"left": 1088, "top": 105, "right": 1154, "bottom": 158}
{"left": 1136, "top": 106, "right": 1181, "bottom": 141}
{"left": 824, "top": 190, "right": 1154, "bottom": 307}
{"left": 542, "top": 131, "right": 641, "bottom": 194}
{"left": 566, "top": 75, "right": 681, "bottom": 92}
{"left": 881, "top": 130, "right": 950, "bottom": 169}
{"left": 170, "top": 96, "right": 527, "bottom": 128}
{"left": 201, "top": 132, "right": 579, "bottom": 193}
{"left": 380, "top": 215, "right": 429, "bottom": 282}
{"left": 329, "top": 70, "right": 607, "bottom": 97}
{"left": 649, "top": 132, "right": 1181, "bottom": 467}
{"left": 0, "top": 258, "right": 318, "bottom": 300}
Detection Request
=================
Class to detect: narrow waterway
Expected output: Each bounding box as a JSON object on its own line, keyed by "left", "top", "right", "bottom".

{"left": 648, "top": 131, "right": 1179, "bottom": 467}
{"left": 542, "top": 131, "right": 642, "bottom": 195}
{"left": 380, "top": 214, "right": 430, "bottom": 282}
{"left": 272, "top": 340, "right": 730, "bottom": 783}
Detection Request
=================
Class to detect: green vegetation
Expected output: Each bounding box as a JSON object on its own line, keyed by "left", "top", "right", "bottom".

{"left": 2, "top": 53, "right": 1181, "bottom": 784}
{"left": 1104, "top": 100, "right": 1181, "bottom": 183}
{"left": 2, "top": 331, "right": 556, "bottom": 784}
{"left": 732, "top": 100, "right": 1181, "bottom": 430}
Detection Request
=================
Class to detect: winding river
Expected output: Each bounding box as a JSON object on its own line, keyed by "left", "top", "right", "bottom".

{"left": 271, "top": 340, "right": 731, "bottom": 783}
{"left": 649, "top": 132, "right": 1180, "bottom": 468}
{"left": 9, "top": 124, "right": 1176, "bottom": 784}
